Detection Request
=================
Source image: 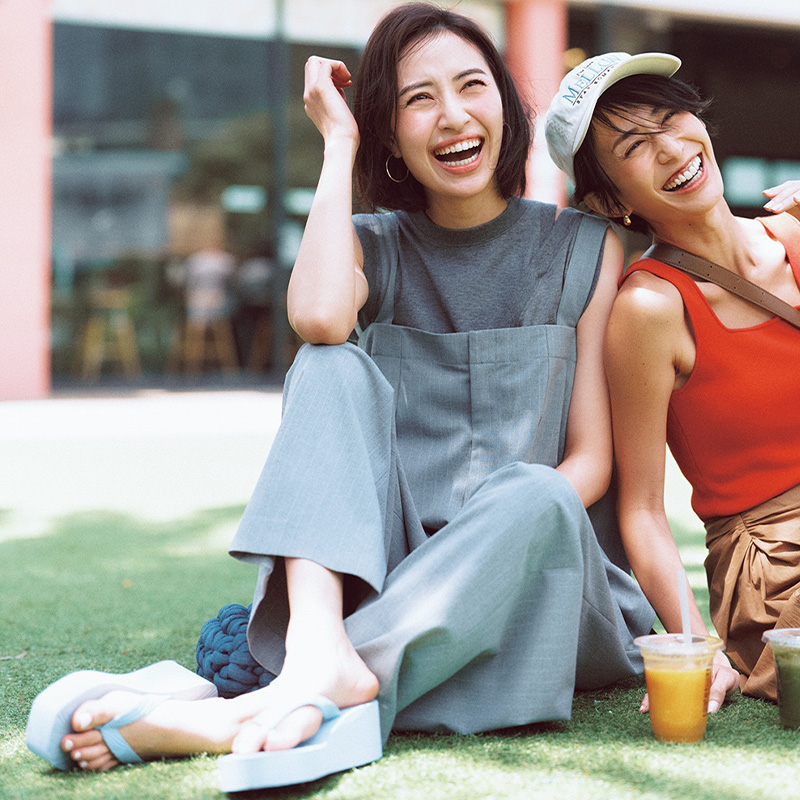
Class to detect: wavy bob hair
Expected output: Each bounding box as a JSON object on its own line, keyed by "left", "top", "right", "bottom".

{"left": 353, "top": 2, "right": 532, "bottom": 213}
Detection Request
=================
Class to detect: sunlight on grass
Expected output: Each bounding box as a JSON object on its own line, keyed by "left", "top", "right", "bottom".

{"left": 2, "top": 503, "right": 796, "bottom": 800}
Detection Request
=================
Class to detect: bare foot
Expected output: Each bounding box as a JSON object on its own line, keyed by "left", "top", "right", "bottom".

{"left": 61, "top": 693, "right": 239, "bottom": 771}
{"left": 230, "top": 626, "right": 378, "bottom": 754}
{"left": 61, "top": 634, "right": 378, "bottom": 770}
{"left": 63, "top": 558, "right": 380, "bottom": 771}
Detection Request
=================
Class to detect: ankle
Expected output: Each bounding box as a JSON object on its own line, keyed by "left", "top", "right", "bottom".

{"left": 284, "top": 614, "right": 350, "bottom": 656}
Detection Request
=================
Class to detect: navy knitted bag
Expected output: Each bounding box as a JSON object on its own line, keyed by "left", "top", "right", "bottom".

{"left": 196, "top": 603, "right": 275, "bottom": 698}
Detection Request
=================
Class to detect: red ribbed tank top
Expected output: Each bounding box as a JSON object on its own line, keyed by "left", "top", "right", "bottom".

{"left": 621, "top": 214, "right": 800, "bottom": 521}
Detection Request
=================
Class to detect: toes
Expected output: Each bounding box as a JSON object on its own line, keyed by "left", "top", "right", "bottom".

{"left": 266, "top": 706, "right": 323, "bottom": 751}
{"left": 77, "top": 750, "right": 120, "bottom": 772}
{"left": 85, "top": 751, "right": 120, "bottom": 772}
{"left": 95, "top": 754, "right": 121, "bottom": 772}
{"left": 71, "top": 742, "right": 112, "bottom": 765}
{"left": 72, "top": 697, "right": 124, "bottom": 732}
{"left": 231, "top": 720, "right": 269, "bottom": 754}
{"left": 62, "top": 728, "right": 104, "bottom": 755}
{"left": 231, "top": 705, "right": 324, "bottom": 754}
{"left": 62, "top": 696, "right": 129, "bottom": 771}
{"left": 64, "top": 735, "right": 120, "bottom": 772}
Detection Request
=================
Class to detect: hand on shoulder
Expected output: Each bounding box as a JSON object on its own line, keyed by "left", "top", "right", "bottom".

{"left": 763, "top": 180, "right": 800, "bottom": 223}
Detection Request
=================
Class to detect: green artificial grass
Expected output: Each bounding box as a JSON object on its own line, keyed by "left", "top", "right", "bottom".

{"left": 1, "top": 507, "right": 796, "bottom": 800}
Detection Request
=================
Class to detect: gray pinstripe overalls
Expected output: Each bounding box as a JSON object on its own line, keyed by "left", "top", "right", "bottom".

{"left": 230, "top": 213, "right": 654, "bottom": 739}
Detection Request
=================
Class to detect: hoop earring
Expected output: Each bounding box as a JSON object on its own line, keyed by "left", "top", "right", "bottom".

{"left": 385, "top": 155, "right": 409, "bottom": 183}
{"left": 622, "top": 214, "right": 632, "bottom": 227}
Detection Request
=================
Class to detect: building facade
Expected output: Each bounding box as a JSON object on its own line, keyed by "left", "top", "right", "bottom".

{"left": 1, "top": 0, "right": 798, "bottom": 398}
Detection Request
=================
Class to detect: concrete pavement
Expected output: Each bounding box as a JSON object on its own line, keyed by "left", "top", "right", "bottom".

{"left": 0, "top": 386, "right": 701, "bottom": 550}
{"left": 0, "top": 388, "right": 283, "bottom": 540}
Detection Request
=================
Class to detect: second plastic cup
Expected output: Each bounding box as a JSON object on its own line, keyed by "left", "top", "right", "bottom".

{"left": 762, "top": 628, "right": 800, "bottom": 729}
{"left": 635, "top": 633, "right": 722, "bottom": 742}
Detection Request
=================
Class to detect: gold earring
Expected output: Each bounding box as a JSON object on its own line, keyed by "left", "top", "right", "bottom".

{"left": 622, "top": 214, "right": 632, "bottom": 227}
{"left": 385, "top": 155, "right": 409, "bottom": 183}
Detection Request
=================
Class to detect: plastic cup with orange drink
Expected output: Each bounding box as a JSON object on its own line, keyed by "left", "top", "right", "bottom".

{"left": 635, "top": 633, "right": 722, "bottom": 742}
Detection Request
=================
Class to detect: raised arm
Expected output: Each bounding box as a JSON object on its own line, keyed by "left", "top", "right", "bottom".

{"left": 287, "top": 57, "right": 369, "bottom": 344}
{"left": 556, "top": 230, "right": 623, "bottom": 508}
{"left": 604, "top": 271, "right": 739, "bottom": 711}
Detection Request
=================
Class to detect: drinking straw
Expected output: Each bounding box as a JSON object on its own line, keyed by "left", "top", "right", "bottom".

{"left": 678, "top": 567, "right": 692, "bottom": 644}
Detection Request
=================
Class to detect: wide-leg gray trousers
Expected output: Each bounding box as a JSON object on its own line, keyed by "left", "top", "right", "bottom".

{"left": 229, "top": 343, "right": 653, "bottom": 739}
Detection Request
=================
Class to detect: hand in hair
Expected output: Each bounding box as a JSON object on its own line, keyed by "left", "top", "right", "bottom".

{"left": 303, "top": 56, "right": 360, "bottom": 149}
{"left": 763, "top": 180, "right": 800, "bottom": 223}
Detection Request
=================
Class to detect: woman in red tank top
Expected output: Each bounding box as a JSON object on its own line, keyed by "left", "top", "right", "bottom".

{"left": 545, "top": 52, "right": 800, "bottom": 713}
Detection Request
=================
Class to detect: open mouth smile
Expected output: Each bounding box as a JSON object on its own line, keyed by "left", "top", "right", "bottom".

{"left": 434, "top": 138, "right": 484, "bottom": 167}
{"left": 663, "top": 155, "right": 703, "bottom": 192}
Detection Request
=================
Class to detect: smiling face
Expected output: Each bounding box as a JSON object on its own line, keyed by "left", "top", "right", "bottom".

{"left": 391, "top": 31, "right": 506, "bottom": 227}
{"left": 586, "top": 107, "right": 725, "bottom": 231}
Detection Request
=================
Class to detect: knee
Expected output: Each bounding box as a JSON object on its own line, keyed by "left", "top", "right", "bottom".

{"left": 288, "top": 343, "right": 389, "bottom": 395}
{"left": 292, "top": 341, "right": 369, "bottom": 373}
{"left": 488, "top": 462, "right": 582, "bottom": 512}
{"left": 481, "top": 463, "right": 588, "bottom": 548}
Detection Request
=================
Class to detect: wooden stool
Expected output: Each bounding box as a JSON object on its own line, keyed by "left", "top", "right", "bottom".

{"left": 79, "top": 288, "right": 142, "bottom": 380}
{"left": 245, "top": 314, "right": 274, "bottom": 371}
{"left": 168, "top": 316, "right": 239, "bottom": 374}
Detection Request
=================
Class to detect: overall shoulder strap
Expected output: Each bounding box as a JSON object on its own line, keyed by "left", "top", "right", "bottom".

{"left": 556, "top": 213, "right": 608, "bottom": 327}
{"left": 645, "top": 242, "right": 800, "bottom": 330}
{"left": 355, "top": 213, "right": 400, "bottom": 337}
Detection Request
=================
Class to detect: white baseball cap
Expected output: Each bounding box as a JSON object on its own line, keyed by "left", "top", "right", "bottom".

{"left": 544, "top": 52, "right": 681, "bottom": 184}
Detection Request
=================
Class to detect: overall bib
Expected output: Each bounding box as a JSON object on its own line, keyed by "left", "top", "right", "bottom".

{"left": 230, "top": 215, "right": 653, "bottom": 739}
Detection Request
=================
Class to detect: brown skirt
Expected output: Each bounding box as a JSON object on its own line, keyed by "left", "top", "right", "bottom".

{"left": 705, "top": 483, "right": 800, "bottom": 702}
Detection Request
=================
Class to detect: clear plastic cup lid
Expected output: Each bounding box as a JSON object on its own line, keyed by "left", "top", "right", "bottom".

{"left": 762, "top": 628, "right": 800, "bottom": 648}
{"left": 634, "top": 633, "right": 722, "bottom": 655}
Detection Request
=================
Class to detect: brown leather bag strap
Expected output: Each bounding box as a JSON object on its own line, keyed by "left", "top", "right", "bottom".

{"left": 643, "top": 242, "right": 800, "bottom": 330}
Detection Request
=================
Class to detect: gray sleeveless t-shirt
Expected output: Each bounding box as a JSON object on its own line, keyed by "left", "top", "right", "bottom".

{"left": 354, "top": 197, "right": 600, "bottom": 334}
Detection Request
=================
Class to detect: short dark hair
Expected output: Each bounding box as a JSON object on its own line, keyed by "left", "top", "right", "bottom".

{"left": 573, "top": 74, "right": 713, "bottom": 233}
{"left": 353, "top": 2, "right": 532, "bottom": 213}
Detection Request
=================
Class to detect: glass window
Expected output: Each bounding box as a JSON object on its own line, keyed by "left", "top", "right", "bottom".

{"left": 52, "top": 22, "right": 357, "bottom": 384}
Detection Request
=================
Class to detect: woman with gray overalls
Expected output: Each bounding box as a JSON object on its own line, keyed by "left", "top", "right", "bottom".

{"left": 46, "top": 2, "right": 654, "bottom": 784}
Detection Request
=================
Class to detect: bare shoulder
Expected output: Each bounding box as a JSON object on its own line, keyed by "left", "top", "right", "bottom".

{"left": 611, "top": 269, "right": 686, "bottom": 333}
{"left": 606, "top": 268, "right": 693, "bottom": 382}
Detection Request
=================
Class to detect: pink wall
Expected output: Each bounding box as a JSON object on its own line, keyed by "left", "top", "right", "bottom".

{"left": 505, "top": 0, "right": 568, "bottom": 206}
{"left": 0, "top": 1, "right": 562, "bottom": 400}
{"left": 0, "top": 0, "right": 52, "bottom": 399}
